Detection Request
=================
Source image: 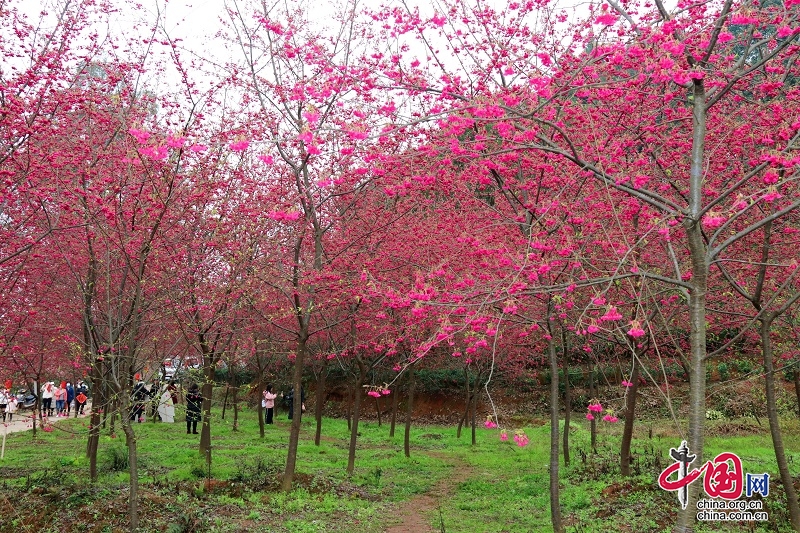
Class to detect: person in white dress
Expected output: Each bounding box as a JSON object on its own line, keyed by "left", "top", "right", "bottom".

{"left": 157, "top": 381, "right": 175, "bottom": 423}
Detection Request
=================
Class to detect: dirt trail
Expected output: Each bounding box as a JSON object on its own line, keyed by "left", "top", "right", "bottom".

{"left": 384, "top": 451, "right": 474, "bottom": 533}
{"left": 1, "top": 403, "right": 92, "bottom": 436}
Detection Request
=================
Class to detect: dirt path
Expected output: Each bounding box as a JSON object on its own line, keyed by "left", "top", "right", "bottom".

{"left": 1, "top": 403, "right": 92, "bottom": 436}
{"left": 383, "top": 451, "right": 475, "bottom": 533}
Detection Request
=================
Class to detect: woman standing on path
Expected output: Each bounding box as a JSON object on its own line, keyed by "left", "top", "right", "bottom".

{"left": 0, "top": 387, "right": 8, "bottom": 422}
{"left": 42, "top": 382, "right": 54, "bottom": 417}
{"left": 54, "top": 382, "right": 67, "bottom": 416}
{"left": 6, "top": 394, "right": 16, "bottom": 421}
{"left": 186, "top": 383, "right": 202, "bottom": 434}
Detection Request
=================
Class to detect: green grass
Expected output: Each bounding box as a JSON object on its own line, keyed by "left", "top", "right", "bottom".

{"left": 0, "top": 408, "right": 797, "bottom": 532}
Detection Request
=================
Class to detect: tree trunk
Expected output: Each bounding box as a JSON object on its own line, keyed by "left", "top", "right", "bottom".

{"left": 562, "top": 340, "right": 571, "bottom": 467}
{"left": 199, "top": 365, "right": 215, "bottom": 465}
{"left": 458, "top": 368, "right": 469, "bottom": 439}
{"left": 794, "top": 367, "right": 800, "bottom": 418}
{"left": 547, "top": 326, "right": 563, "bottom": 533}
{"left": 675, "top": 76, "right": 709, "bottom": 533}
{"left": 314, "top": 364, "right": 326, "bottom": 446}
{"left": 282, "top": 334, "right": 307, "bottom": 491}
{"left": 761, "top": 315, "right": 800, "bottom": 531}
{"left": 470, "top": 378, "right": 480, "bottom": 445}
{"left": 346, "top": 382, "right": 353, "bottom": 431}
{"left": 120, "top": 402, "right": 139, "bottom": 533}
{"left": 404, "top": 365, "right": 415, "bottom": 458}
{"left": 589, "top": 365, "right": 596, "bottom": 453}
{"left": 258, "top": 384, "right": 265, "bottom": 439}
{"left": 347, "top": 361, "right": 366, "bottom": 476}
{"left": 389, "top": 375, "right": 400, "bottom": 437}
{"left": 620, "top": 355, "right": 641, "bottom": 476}
{"left": 221, "top": 385, "right": 229, "bottom": 420}
{"left": 87, "top": 359, "right": 103, "bottom": 482}
{"left": 232, "top": 386, "right": 239, "bottom": 431}
{"left": 31, "top": 395, "right": 37, "bottom": 437}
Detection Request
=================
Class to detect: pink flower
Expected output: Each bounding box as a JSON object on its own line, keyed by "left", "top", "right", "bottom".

{"left": 347, "top": 129, "right": 368, "bottom": 140}
{"left": 587, "top": 323, "right": 600, "bottom": 334}
{"left": 431, "top": 14, "right": 446, "bottom": 27}
{"left": 588, "top": 403, "right": 603, "bottom": 412}
{"left": 586, "top": 413, "right": 595, "bottom": 421}
{"left": 595, "top": 13, "right": 617, "bottom": 25}
{"left": 367, "top": 390, "right": 381, "bottom": 398}
{"left": 621, "top": 380, "right": 633, "bottom": 387}
{"left": 128, "top": 128, "right": 150, "bottom": 143}
{"left": 381, "top": 389, "right": 391, "bottom": 395}
{"left": 189, "top": 144, "right": 208, "bottom": 153}
{"left": 302, "top": 109, "right": 320, "bottom": 125}
{"left": 627, "top": 321, "right": 645, "bottom": 338}
{"left": 703, "top": 213, "right": 726, "bottom": 228}
{"left": 484, "top": 419, "right": 498, "bottom": 429}
{"left": 729, "top": 14, "right": 759, "bottom": 24}
{"left": 258, "top": 155, "right": 274, "bottom": 165}
{"left": 166, "top": 136, "right": 186, "bottom": 149}
{"left": 603, "top": 414, "right": 618, "bottom": 422}
{"left": 139, "top": 145, "right": 168, "bottom": 160}
{"left": 500, "top": 431, "right": 508, "bottom": 441}
{"left": 267, "top": 211, "right": 302, "bottom": 222}
{"left": 513, "top": 432, "right": 529, "bottom": 447}
{"left": 229, "top": 140, "right": 250, "bottom": 152}
{"left": 717, "top": 32, "right": 734, "bottom": 43}
{"left": 600, "top": 306, "right": 622, "bottom": 321}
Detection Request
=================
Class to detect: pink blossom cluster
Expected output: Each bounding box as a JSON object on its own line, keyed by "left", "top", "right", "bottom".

{"left": 586, "top": 401, "right": 617, "bottom": 422}
{"left": 600, "top": 306, "right": 622, "bottom": 321}
{"left": 484, "top": 417, "right": 498, "bottom": 429}
{"left": 229, "top": 140, "right": 250, "bottom": 152}
{"left": 627, "top": 321, "right": 645, "bottom": 338}
{"left": 513, "top": 431, "right": 529, "bottom": 447}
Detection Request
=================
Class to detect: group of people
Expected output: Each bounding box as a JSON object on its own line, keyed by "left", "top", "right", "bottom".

{"left": 128, "top": 375, "right": 203, "bottom": 435}
{"left": 40, "top": 381, "right": 89, "bottom": 418}
{"left": 0, "top": 385, "right": 18, "bottom": 422}
{"left": 0, "top": 380, "right": 88, "bottom": 422}
{"left": 130, "top": 376, "right": 179, "bottom": 423}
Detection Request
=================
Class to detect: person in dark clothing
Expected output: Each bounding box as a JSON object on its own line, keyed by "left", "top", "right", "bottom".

{"left": 186, "top": 383, "right": 202, "bottom": 434}
{"left": 286, "top": 386, "right": 305, "bottom": 420}
{"left": 75, "top": 381, "right": 88, "bottom": 415}
{"left": 131, "top": 377, "right": 148, "bottom": 422}
{"left": 66, "top": 382, "right": 75, "bottom": 416}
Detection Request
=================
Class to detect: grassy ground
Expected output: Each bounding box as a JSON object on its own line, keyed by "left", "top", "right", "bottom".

{"left": 0, "top": 408, "right": 797, "bottom": 532}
